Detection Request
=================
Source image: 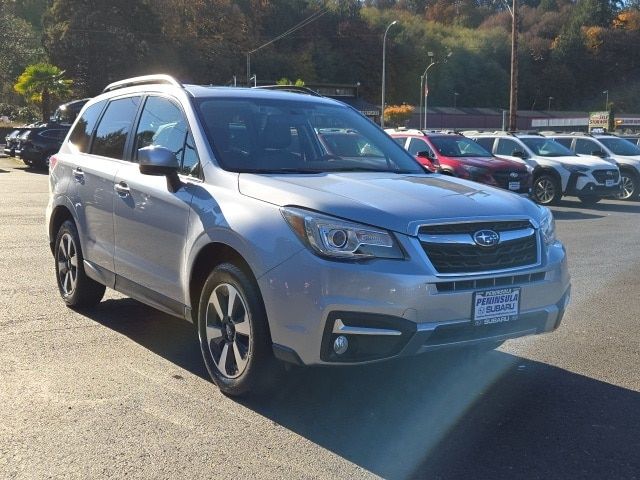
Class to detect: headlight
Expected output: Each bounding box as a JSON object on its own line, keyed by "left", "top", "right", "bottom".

{"left": 539, "top": 206, "right": 556, "bottom": 246}
{"left": 460, "top": 165, "right": 488, "bottom": 177}
{"left": 562, "top": 164, "right": 589, "bottom": 174}
{"left": 281, "top": 207, "right": 404, "bottom": 260}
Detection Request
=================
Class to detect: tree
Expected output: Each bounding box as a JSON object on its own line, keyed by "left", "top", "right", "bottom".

{"left": 384, "top": 104, "right": 414, "bottom": 126}
{"left": 14, "top": 63, "right": 72, "bottom": 122}
{"left": 43, "top": 0, "right": 162, "bottom": 96}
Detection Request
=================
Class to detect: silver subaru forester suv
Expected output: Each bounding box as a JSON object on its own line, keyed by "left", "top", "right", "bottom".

{"left": 47, "top": 75, "right": 571, "bottom": 396}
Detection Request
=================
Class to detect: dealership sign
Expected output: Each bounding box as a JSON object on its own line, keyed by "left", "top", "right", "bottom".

{"left": 589, "top": 111, "right": 611, "bottom": 132}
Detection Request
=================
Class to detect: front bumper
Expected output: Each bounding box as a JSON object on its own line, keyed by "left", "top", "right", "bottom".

{"left": 259, "top": 238, "right": 570, "bottom": 366}
{"left": 565, "top": 172, "right": 621, "bottom": 197}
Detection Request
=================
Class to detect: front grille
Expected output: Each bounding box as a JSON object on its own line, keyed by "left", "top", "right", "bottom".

{"left": 419, "top": 220, "right": 531, "bottom": 235}
{"left": 492, "top": 170, "right": 529, "bottom": 190}
{"left": 434, "top": 271, "right": 546, "bottom": 293}
{"left": 420, "top": 220, "right": 539, "bottom": 274}
{"left": 593, "top": 169, "right": 619, "bottom": 184}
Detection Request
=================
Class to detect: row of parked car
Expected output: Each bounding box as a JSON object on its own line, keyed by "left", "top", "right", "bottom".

{"left": 3, "top": 99, "right": 89, "bottom": 169}
{"left": 385, "top": 128, "right": 640, "bottom": 205}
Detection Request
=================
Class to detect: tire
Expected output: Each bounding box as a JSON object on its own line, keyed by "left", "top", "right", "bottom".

{"left": 532, "top": 174, "right": 562, "bottom": 205}
{"left": 54, "top": 220, "right": 106, "bottom": 308}
{"left": 197, "top": 263, "right": 277, "bottom": 397}
{"left": 578, "top": 196, "right": 601, "bottom": 206}
{"left": 617, "top": 170, "right": 639, "bottom": 201}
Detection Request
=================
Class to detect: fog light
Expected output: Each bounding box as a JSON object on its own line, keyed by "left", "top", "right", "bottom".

{"left": 333, "top": 335, "right": 349, "bottom": 355}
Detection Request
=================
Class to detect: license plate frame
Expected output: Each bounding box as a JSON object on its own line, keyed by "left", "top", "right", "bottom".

{"left": 508, "top": 181, "right": 520, "bottom": 191}
{"left": 472, "top": 287, "right": 521, "bottom": 326}
{"left": 605, "top": 179, "right": 615, "bottom": 187}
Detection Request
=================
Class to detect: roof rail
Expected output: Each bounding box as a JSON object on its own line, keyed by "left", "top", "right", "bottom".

{"left": 102, "top": 74, "right": 184, "bottom": 93}
{"left": 252, "top": 85, "right": 322, "bottom": 97}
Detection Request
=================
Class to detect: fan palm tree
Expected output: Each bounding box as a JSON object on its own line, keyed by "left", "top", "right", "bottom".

{"left": 14, "top": 64, "right": 73, "bottom": 123}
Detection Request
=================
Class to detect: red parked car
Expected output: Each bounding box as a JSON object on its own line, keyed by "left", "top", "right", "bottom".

{"left": 387, "top": 129, "right": 532, "bottom": 194}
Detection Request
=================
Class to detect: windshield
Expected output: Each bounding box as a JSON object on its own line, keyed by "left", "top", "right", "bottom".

{"left": 520, "top": 137, "right": 575, "bottom": 157}
{"left": 195, "top": 98, "right": 423, "bottom": 174}
{"left": 598, "top": 137, "right": 640, "bottom": 156}
{"left": 429, "top": 136, "right": 493, "bottom": 158}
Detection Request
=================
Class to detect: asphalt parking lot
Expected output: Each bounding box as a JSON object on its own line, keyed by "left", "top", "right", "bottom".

{"left": 1, "top": 156, "right": 639, "bottom": 480}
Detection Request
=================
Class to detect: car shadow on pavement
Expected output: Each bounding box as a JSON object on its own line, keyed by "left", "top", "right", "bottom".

{"left": 557, "top": 199, "right": 640, "bottom": 214}
{"left": 85, "top": 298, "right": 640, "bottom": 480}
{"left": 87, "top": 298, "right": 208, "bottom": 379}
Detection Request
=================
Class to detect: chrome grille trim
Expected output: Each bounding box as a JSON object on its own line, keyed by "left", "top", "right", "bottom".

{"left": 419, "top": 227, "right": 535, "bottom": 246}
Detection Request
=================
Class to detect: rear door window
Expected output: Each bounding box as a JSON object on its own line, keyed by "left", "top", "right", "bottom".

{"left": 91, "top": 97, "right": 141, "bottom": 159}
{"left": 68, "top": 101, "right": 106, "bottom": 153}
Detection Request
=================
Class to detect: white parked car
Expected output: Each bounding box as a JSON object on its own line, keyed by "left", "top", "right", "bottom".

{"left": 465, "top": 132, "right": 621, "bottom": 205}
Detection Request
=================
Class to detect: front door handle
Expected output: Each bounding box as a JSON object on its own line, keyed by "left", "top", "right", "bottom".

{"left": 114, "top": 182, "right": 130, "bottom": 197}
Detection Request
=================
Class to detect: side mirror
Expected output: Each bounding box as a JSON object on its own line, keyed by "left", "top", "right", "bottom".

{"left": 417, "top": 150, "right": 435, "bottom": 160}
{"left": 512, "top": 150, "right": 527, "bottom": 159}
{"left": 591, "top": 150, "right": 607, "bottom": 158}
{"left": 138, "top": 146, "right": 182, "bottom": 192}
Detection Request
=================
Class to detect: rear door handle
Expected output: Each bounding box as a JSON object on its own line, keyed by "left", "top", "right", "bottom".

{"left": 114, "top": 182, "right": 130, "bottom": 197}
{"left": 72, "top": 167, "right": 84, "bottom": 180}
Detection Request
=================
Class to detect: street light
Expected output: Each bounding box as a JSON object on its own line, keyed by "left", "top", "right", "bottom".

{"left": 547, "top": 96, "right": 553, "bottom": 111}
{"left": 453, "top": 92, "right": 459, "bottom": 108}
{"left": 603, "top": 90, "right": 609, "bottom": 111}
{"left": 419, "top": 51, "right": 451, "bottom": 129}
{"left": 381, "top": 20, "right": 398, "bottom": 128}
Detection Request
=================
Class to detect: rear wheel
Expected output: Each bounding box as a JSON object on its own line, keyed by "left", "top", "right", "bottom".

{"left": 54, "top": 220, "right": 105, "bottom": 308}
{"left": 197, "top": 263, "right": 278, "bottom": 396}
{"left": 618, "top": 170, "right": 639, "bottom": 200}
{"left": 532, "top": 174, "right": 562, "bottom": 205}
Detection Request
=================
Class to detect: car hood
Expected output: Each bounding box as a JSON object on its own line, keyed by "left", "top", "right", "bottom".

{"left": 541, "top": 155, "right": 612, "bottom": 168}
{"left": 444, "top": 156, "right": 527, "bottom": 170}
{"left": 239, "top": 173, "right": 541, "bottom": 235}
{"left": 610, "top": 154, "right": 640, "bottom": 163}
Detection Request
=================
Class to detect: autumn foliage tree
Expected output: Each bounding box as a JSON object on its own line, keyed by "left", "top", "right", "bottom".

{"left": 384, "top": 104, "right": 415, "bottom": 127}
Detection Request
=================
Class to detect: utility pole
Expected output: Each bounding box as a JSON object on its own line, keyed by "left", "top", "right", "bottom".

{"left": 509, "top": 0, "right": 518, "bottom": 131}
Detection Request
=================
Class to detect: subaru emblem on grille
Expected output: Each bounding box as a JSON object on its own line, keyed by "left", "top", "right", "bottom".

{"left": 510, "top": 172, "right": 519, "bottom": 178}
{"left": 473, "top": 229, "right": 500, "bottom": 247}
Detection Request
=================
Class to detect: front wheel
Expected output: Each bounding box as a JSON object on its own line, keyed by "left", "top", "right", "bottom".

{"left": 618, "top": 170, "right": 639, "bottom": 200}
{"left": 532, "top": 174, "right": 562, "bottom": 205}
{"left": 197, "top": 263, "right": 277, "bottom": 396}
{"left": 54, "top": 220, "right": 105, "bottom": 308}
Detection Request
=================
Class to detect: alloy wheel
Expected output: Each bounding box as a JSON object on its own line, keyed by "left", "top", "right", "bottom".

{"left": 57, "top": 233, "right": 78, "bottom": 296}
{"left": 205, "top": 283, "right": 251, "bottom": 379}
{"left": 618, "top": 174, "right": 635, "bottom": 200}
{"left": 534, "top": 177, "right": 556, "bottom": 204}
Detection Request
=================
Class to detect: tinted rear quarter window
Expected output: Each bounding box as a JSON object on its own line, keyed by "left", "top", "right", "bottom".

{"left": 91, "top": 97, "right": 140, "bottom": 159}
{"left": 68, "top": 100, "right": 107, "bottom": 153}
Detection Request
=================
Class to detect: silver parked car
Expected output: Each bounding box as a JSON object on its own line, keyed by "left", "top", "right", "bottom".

{"left": 47, "top": 75, "right": 571, "bottom": 396}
